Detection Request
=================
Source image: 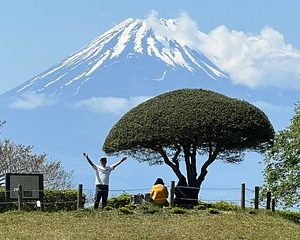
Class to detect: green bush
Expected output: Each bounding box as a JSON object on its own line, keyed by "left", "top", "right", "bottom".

{"left": 125, "top": 204, "right": 136, "bottom": 210}
{"left": 248, "top": 210, "right": 257, "bottom": 215}
{"left": 108, "top": 193, "right": 131, "bottom": 208}
{"left": 142, "top": 204, "right": 161, "bottom": 214}
{"left": 208, "top": 208, "right": 220, "bottom": 214}
{"left": 211, "top": 201, "right": 238, "bottom": 211}
{"left": 0, "top": 188, "right": 86, "bottom": 212}
{"left": 276, "top": 210, "right": 300, "bottom": 224}
{"left": 0, "top": 188, "right": 15, "bottom": 212}
{"left": 119, "top": 206, "right": 133, "bottom": 215}
{"left": 194, "top": 204, "right": 207, "bottom": 210}
{"left": 172, "top": 207, "right": 187, "bottom": 214}
{"left": 136, "top": 203, "right": 151, "bottom": 211}
{"left": 103, "top": 206, "right": 113, "bottom": 211}
{"left": 43, "top": 189, "right": 85, "bottom": 211}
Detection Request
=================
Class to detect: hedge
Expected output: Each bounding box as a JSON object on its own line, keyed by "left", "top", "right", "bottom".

{"left": 0, "top": 188, "right": 85, "bottom": 212}
{"left": 276, "top": 210, "right": 300, "bottom": 224}
{"left": 107, "top": 193, "right": 131, "bottom": 208}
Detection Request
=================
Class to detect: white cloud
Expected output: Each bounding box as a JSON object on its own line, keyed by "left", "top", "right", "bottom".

{"left": 9, "top": 92, "right": 57, "bottom": 110}
{"left": 200, "top": 26, "right": 300, "bottom": 89}
{"left": 145, "top": 10, "right": 202, "bottom": 49}
{"left": 75, "top": 96, "right": 152, "bottom": 114}
{"left": 146, "top": 11, "right": 300, "bottom": 90}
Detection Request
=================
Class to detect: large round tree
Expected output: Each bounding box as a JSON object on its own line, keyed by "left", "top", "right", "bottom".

{"left": 103, "top": 89, "right": 274, "bottom": 202}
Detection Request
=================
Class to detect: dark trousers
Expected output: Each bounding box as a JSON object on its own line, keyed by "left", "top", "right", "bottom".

{"left": 94, "top": 184, "right": 109, "bottom": 209}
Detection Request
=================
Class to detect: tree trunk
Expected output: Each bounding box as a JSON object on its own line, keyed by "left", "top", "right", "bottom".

{"left": 156, "top": 144, "right": 219, "bottom": 207}
{"left": 175, "top": 144, "right": 219, "bottom": 207}
{"left": 175, "top": 145, "right": 200, "bottom": 206}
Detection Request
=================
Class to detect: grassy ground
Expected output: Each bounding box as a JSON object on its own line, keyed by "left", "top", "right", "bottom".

{"left": 0, "top": 209, "right": 299, "bottom": 240}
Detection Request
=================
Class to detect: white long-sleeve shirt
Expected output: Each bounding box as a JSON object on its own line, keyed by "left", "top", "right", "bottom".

{"left": 93, "top": 161, "right": 122, "bottom": 185}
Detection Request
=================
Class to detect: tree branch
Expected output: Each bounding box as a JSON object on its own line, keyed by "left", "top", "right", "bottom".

{"left": 197, "top": 144, "right": 220, "bottom": 186}
{"left": 183, "top": 145, "right": 194, "bottom": 186}
{"left": 154, "top": 145, "right": 184, "bottom": 179}
{"left": 172, "top": 145, "right": 181, "bottom": 167}
{"left": 191, "top": 144, "right": 197, "bottom": 179}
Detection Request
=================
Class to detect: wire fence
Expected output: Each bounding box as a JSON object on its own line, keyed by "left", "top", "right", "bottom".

{"left": 80, "top": 184, "right": 254, "bottom": 208}
{"left": 0, "top": 185, "right": 260, "bottom": 207}
{"left": 1, "top": 183, "right": 299, "bottom": 212}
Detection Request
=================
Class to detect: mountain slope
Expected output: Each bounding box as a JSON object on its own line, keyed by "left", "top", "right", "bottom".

{"left": 3, "top": 18, "right": 227, "bottom": 99}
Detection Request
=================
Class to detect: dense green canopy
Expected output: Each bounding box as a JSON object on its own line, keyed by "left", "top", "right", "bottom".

{"left": 263, "top": 103, "right": 300, "bottom": 207}
{"left": 103, "top": 89, "right": 274, "bottom": 155}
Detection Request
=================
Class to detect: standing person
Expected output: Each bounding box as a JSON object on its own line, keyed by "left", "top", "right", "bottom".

{"left": 150, "top": 178, "right": 169, "bottom": 206}
{"left": 83, "top": 152, "right": 127, "bottom": 209}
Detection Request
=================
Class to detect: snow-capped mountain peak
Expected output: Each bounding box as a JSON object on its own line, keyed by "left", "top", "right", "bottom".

{"left": 6, "top": 18, "right": 227, "bottom": 98}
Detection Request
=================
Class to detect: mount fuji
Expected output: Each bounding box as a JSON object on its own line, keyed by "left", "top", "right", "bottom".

{"left": 3, "top": 18, "right": 228, "bottom": 101}
{"left": 0, "top": 18, "right": 282, "bottom": 195}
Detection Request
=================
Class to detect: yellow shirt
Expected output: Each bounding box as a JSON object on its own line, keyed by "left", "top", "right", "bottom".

{"left": 150, "top": 184, "right": 168, "bottom": 204}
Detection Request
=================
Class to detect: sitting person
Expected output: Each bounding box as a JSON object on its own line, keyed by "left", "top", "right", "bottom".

{"left": 150, "top": 178, "right": 169, "bottom": 206}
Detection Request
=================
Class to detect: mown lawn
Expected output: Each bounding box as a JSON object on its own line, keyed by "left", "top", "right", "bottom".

{"left": 0, "top": 209, "right": 299, "bottom": 240}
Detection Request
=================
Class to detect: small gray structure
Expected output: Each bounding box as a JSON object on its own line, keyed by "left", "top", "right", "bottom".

{"left": 5, "top": 173, "right": 44, "bottom": 201}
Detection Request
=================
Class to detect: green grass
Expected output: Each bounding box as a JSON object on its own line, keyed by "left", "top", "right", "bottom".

{"left": 0, "top": 209, "right": 299, "bottom": 240}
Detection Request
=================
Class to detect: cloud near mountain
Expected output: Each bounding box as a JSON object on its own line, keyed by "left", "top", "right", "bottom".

{"left": 147, "top": 11, "right": 300, "bottom": 89}
{"left": 9, "top": 92, "right": 152, "bottom": 113}
{"left": 75, "top": 96, "right": 152, "bottom": 114}
{"left": 9, "top": 92, "right": 57, "bottom": 110}
{"left": 200, "top": 25, "right": 300, "bottom": 89}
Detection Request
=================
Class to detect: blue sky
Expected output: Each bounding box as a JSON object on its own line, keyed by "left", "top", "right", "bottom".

{"left": 1, "top": 0, "right": 300, "bottom": 201}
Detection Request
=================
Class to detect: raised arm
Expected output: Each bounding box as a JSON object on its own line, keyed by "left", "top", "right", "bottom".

{"left": 83, "top": 152, "right": 96, "bottom": 170}
{"left": 111, "top": 157, "right": 127, "bottom": 170}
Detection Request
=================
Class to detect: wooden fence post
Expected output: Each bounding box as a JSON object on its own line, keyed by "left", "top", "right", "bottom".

{"left": 169, "top": 181, "right": 175, "bottom": 208}
{"left": 18, "top": 185, "right": 23, "bottom": 211}
{"left": 77, "top": 184, "right": 83, "bottom": 210}
{"left": 254, "top": 186, "right": 259, "bottom": 210}
{"left": 266, "top": 191, "right": 271, "bottom": 210}
{"left": 241, "top": 183, "right": 246, "bottom": 210}
{"left": 271, "top": 198, "right": 276, "bottom": 212}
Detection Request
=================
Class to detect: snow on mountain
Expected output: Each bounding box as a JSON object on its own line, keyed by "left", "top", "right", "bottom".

{"left": 4, "top": 18, "right": 227, "bottom": 99}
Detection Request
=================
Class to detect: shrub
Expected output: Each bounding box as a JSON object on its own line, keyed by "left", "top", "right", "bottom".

{"left": 276, "top": 210, "right": 300, "bottom": 224}
{"left": 172, "top": 207, "right": 187, "bottom": 214}
{"left": 108, "top": 193, "right": 131, "bottom": 208}
{"left": 127, "top": 204, "right": 137, "bottom": 210}
{"left": 119, "top": 206, "right": 133, "bottom": 215}
{"left": 208, "top": 208, "right": 220, "bottom": 214}
{"left": 43, "top": 189, "right": 85, "bottom": 211}
{"left": 194, "top": 204, "right": 207, "bottom": 210}
{"left": 0, "top": 189, "right": 85, "bottom": 212}
{"left": 135, "top": 203, "right": 162, "bottom": 214}
{"left": 103, "top": 206, "right": 113, "bottom": 211}
{"left": 211, "top": 201, "right": 238, "bottom": 211}
{"left": 136, "top": 203, "right": 151, "bottom": 211}
{"left": 0, "top": 188, "right": 15, "bottom": 212}
{"left": 142, "top": 204, "right": 161, "bottom": 214}
{"left": 248, "top": 210, "right": 257, "bottom": 215}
